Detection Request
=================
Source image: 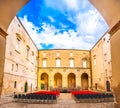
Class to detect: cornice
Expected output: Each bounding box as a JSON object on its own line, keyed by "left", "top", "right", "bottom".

{"left": 0, "top": 27, "right": 8, "bottom": 38}
{"left": 108, "top": 20, "right": 120, "bottom": 36}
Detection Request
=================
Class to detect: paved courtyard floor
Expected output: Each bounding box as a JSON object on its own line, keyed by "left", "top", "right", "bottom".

{"left": 0, "top": 93, "right": 115, "bottom": 108}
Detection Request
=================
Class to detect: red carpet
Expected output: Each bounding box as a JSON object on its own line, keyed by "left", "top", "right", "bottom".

{"left": 33, "top": 91, "right": 60, "bottom": 96}
{"left": 71, "top": 90, "right": 100, "bottom": 95}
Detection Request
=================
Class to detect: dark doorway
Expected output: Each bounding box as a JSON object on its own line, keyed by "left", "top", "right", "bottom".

{"left": 106, "top": 80, "right": 110, "bottom": 92}
{"left": 24, "top": 81, "right": 28, "bottom": 93}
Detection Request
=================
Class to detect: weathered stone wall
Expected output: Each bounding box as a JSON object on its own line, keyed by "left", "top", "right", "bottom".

{"left": 109, "top": 21, "right": 120, "bottom": 108}
{"left": 2, "top": 16, "right": 38, "bottom": 96}
{"left": 0, "top": 28, "right": 7, "bottom": 97}
{"left": 91, "top": 32, "right": 112, "bottom": 91}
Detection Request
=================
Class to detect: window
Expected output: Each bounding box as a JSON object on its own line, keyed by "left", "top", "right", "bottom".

{"left": 26, "top": 46, "right": 30, "bottom": 59}
{"left": 43, "top": 52, "right": 46, "bottom": 57}
{"left": 14, "top": 81, "right": 17, "bottom": 88}
{"left": 56, "top": 52, "right": 60, "bottom": 57}
{"left": 16, "top": 33, "right": 21, "bottom": 53}
{"left": 70, "top": 59, "right": 74, "bottom": 67}
{"left": 31, "top": 51, "right": 34, "bottom": 63}
{"left": 43, "top": 60, "right": 47, "bottom": 67}
{"left": 16, "top": 38, "right": 21, "bottom": 52}
{"left": 56, "top": 58, "right": 60, "bottom": 67}
{"left": 103, "top": 38, "right": 106, "bottom": 41}
{"left": 70, "top": 52, "right": 73, "bottom": 57}
{"left": 15, "top": 64, "right": 18, "bottom": 72}
{"left": 83, "top": 61, "right": 87, "bottom": 68}
{"left": 93, "top": 55, "right": 96, "bottom": 66}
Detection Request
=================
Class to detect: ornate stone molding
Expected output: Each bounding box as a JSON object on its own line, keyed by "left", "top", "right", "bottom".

{"left": 108, "top": 20, "right": 120, "bottom": 36}
{"left": 0, "top": 27, "right": 8, "bottom": 38}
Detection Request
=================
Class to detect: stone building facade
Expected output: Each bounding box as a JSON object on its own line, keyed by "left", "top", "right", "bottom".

{"left": 91, "top": 32, "right": 112, "bottom": 91}
{"left": 38, "top": 50, "right": 91, "bottom": 90}
{"left": 1, "top": 16, "right": 112, "bottom": 95}
{"left": 2, "top": 16, "right": 38, "bottom": 95}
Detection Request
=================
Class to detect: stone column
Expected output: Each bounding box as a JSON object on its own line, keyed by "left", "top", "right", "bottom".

{"left": 50, "top": 71, "right": 54, "bottom": 88}
{"left": 62, "top": 72, "right": 67, "bottom": 88}
{"left": 109, "top": 21, "right": 120, "bottom": 108}
{"left": 76, "top": 72, "right": 81, "bottom": 89}
{"left": 88, "top": 77, "right": 91, "bottom": 89}
{"left": 0, "top": 27, "right": 7, "bottom": 97}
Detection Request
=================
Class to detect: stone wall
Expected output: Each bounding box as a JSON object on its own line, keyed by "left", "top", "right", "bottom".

{"left": 91, "top": 32, "right": 112, "bottom": 91}
{"left": 109, "top": 21, "right": 120, "bottom": 108}
{"left": 0, "top": 28, "right": 7, "bottom": 97}
{"left": 38, "top": 50, "right": 91, "bottom": 90}
{"left": 2, "top": 16, "right": 38, "bottom": 96}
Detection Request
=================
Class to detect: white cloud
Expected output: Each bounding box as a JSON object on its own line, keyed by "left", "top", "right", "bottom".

{"left": 45, "top": 0, "right": 87, "bottom": 12}
{"left": 19, "top": 16, "right": 42, "bottom": 49}
{"left": 75, "top": 9, "right": 108, "bottom": 37}
{"left": 48, "top": 16, "right": 55, "bottom": 22}
{"left": 19, "top": 15, "right": 95, "bottom": 50}
{"left": 63, "top": 0, "right": 79, "bottom": 11}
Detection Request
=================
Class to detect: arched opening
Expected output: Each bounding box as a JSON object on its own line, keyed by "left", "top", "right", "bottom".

{"left": 81, "top": 73, "right": 89, "bottom": 90}
{"left": 54, "top": 73, "right": 62, "bottom": 88}
{"left": 24, "top": 81, "right": 28, "bottom": 93}
{"left": 68, "top": 73, "right": 76, "bottom": 88}
{"left": 41, "top": 73, "right": 49, "bottom": 90}
{"left": 1, "top": 0, "right": 120, "bottom": 106}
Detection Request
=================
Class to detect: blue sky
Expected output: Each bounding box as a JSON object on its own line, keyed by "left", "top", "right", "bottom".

{"left": 17, "top": 0, "right": 108, "bottom": 50}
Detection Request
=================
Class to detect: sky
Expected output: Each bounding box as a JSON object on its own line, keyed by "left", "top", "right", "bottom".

{"left": 17, "top": 0, "right": 109, "bottom": 50}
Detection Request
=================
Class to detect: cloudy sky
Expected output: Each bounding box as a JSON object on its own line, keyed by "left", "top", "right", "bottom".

{"left": 17, "top": 0, "right": 108, "bottom": 50}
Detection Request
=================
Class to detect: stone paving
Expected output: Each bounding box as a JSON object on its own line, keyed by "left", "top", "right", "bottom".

{"left": 0, "top": 93, "right": 115, "bottom": 108}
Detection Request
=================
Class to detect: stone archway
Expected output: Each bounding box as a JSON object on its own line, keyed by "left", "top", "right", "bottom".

{"left": 68, "top": 73, "right": 76, "bottom": 88}
{"left": 81, "top": 73, "right": 89, "bottom": 90}
{"left": 0, "top": 0, "right": 120, "bottom": 107}
{"left": 41, "top": 73, "right": 49, "bottom": 90}
{"left": 54, "top": 73, "right": 62, "bottom": 88}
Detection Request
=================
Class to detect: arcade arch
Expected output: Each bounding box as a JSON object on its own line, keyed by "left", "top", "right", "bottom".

{"left": 54, "top": 73, "right": 62, "bottom": 88}
{"left": 68, "top": 73, "right": 76, "bottom": 88}
{"left": 40, "top": 73, "right": 49, "bottom": 90}
{"left": 0, "top": 0, "right": 120, "bottom": 106}
{"left": 81, "top": 73, "right": 89, "bottom": 90}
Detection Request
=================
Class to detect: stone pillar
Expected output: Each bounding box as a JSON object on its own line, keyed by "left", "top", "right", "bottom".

{"left": 88, "top": 77, "right": 91, "bottom": 89}
{"left": 62, "top": 72, "right": 67, "bottom": 88}
{"left": 109, "top": 21, "right": 120, "bottom": 108}
{"left": 50, "top": 72, "right": 54, "bottom": 88}
{"left": 0, "top": 27, "right": 7, "bottom": 97}
{"left": 76, "top": 72, "right": 81, "bottom": 88}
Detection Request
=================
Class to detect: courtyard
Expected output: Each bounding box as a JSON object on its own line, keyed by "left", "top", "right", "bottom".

{"left": 0, "top": 93, "right": 115, "bottom": 108}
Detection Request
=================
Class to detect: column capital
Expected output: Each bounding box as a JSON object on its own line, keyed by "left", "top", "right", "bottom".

{"left": 0, "top": 27, "right": 8, "bottom": 38}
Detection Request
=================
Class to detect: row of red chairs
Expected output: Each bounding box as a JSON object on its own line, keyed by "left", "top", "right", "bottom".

{"left": 33, "top": 91, "right": 60, "bottom": 96}
{"left": 71, "top": 90, "right": 100, "bottom": 95}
